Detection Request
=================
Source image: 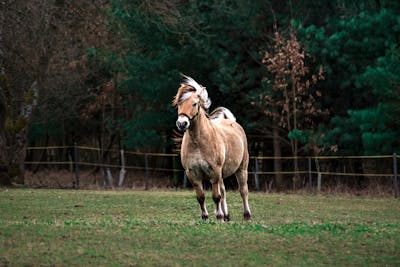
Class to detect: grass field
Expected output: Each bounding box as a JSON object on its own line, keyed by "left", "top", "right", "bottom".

{"left": 0, "top": 188, "right": 399, "bottom": 266}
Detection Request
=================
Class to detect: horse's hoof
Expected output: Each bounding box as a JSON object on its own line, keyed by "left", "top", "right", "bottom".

{"left": 216, "top": 214, "right": 224, "bottom": 222}
{"left": 224, "top": 214, "right": 230, "bottom": 222}
{"left": 201, "top": 215, "right": 209, "bottom": 221}
{"left": 243, "top": 212, "right": 252, "bottom": 222}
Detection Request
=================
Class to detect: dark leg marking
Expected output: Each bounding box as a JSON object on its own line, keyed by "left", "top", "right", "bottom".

{"left": 244, "top": 211, "right": 251, "bottom": 222}
{"left": 201, "top": 214, "right": 209, "bottom": 221}
{"left": 216, "top": 214, "right": 224, "bottom": 221}
{"left": 197, "top": 195, "right": 205, "bottom": 205}
{"left": 224, "top": 214, "right": 230, "bottom": 222}
{"left": 197, "top": 194, "right": 208, "bottom": 221}
{"left": 212, "top": 195, "right": 221, "bottom": 204}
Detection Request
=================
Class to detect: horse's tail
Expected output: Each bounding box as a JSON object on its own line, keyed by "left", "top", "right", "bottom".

{"left": 209, "top": 107, "right": 236, "bottom": 123}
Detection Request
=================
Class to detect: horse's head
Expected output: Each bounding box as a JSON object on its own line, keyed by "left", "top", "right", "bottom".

{"left": 172, "top": 75, "right": 211, "bottom": 131}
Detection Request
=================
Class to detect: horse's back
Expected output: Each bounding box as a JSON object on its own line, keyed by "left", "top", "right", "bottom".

{"left": 217, "top": 119, "right": 247, "bottom": 142}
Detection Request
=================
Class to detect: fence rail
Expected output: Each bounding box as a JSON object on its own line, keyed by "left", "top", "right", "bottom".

{"left": 25, "top": 145, "right": 399, "bottom": 197}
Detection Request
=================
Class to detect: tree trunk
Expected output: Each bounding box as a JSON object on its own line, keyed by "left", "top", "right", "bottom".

{"left": 291, "top": 80, "right": 300, "bottom": 190}
{"left": 272, "top": 125, "right": 284, "bottom": 190}
{"left": 0, "top": 133, "right": 11, "bottom": 185}
{"left": 0, "top": 81, "right": 39, "bottom": 185}
{"left": 0, "top": 83, "right": 11, "bottom": 185}
{"left": 292, "top": 138, "right": 300, "bottom": 190}
{"left": 13, "top": 128, "right": 28, "bottom": 184}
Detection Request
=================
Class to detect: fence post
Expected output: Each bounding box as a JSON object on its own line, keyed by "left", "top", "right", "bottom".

{"left": 106, "top": 168, "right": 114, "bottom": 189}
{"left": 118, "top": 149, "right": 126, "bottom": 187}
{"left": 254, "top": 157, "right": 260, "bottom": 192}
{"left": 73, "top": 142, "right": 80, "bottom": 189}
{"left": 145, "top": 154, "right": 150, "bottom": 190}
{"left": 183, "top": 171, "right": 188, "bottom": 188}
{"left": 317, "top": 172, "right": 322, "bottom": 192}
{"left": 308, "top": 157, "right": 312, "bottom": 192}
{"left": 393, "top": 153, "right": 399, "bottom": 198}
{"left": 101, "top": 168, "right": 107, "bottom": 188}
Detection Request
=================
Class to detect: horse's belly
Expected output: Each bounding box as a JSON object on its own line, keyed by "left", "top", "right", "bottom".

{"left": 221, "top": 136, "right": 245, "bottom": 177}
{"left": 221, "top": 155, "right": 242, "bottom": 177}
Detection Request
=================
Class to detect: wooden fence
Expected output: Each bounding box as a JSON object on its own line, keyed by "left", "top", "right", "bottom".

{"left": 25, "top": 144, "right": 399, "bottom": 197}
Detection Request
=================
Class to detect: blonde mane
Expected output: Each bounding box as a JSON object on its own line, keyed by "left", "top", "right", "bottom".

{"left": 172, "top": 74, "right": 211, "bottom": 109}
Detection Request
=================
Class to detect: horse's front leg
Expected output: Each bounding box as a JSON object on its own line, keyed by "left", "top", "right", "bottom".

{"left": 191, "top": 180, "right": 209, "bottom": 221}
{"left": 211, "top": 175, "right": 224, "bottom": 222}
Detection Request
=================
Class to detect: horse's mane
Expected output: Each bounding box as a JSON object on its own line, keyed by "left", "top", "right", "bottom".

{"left": 172, "top": 74, "right": 211, "bottom": 109}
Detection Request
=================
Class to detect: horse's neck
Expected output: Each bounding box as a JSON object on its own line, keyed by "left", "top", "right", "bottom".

{"left": 188, "top": 110, "right": 215, "bottom": 146}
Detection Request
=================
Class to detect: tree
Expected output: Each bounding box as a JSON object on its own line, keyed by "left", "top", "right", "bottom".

{"left": 106, "top": 0, "right": 275, "bottom": 151}
{"left": 0, "top": 0, "right": 57, "bottom": 184}
{"left": 0, "top": 0, "right": 113, "bottom": 184}
{"left": 325, "top": 48, "right": 400, "bottom": 155}
{"left": 260, "top": 27, "right": 325, "bottom": 189}
{"left": 300, "top": 8, "right": 400, "bottom": 155}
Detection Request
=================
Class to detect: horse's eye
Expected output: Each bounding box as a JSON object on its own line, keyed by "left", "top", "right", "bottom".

{"left": 192, "top": 102, "right": 198, "bottom": 107}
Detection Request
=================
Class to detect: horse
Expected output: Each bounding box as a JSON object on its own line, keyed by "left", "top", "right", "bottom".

{"left": 172, "top": 74, "right": 251, "bottom": 222}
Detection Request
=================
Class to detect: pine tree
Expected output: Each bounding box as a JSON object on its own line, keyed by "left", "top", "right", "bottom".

{"left": 300, "top": 8, "right": 400, "bottom": 155}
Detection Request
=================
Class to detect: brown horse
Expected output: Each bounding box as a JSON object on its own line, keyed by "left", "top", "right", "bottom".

{"left": 173, "top": 75, "right": 251, "bottom": 222}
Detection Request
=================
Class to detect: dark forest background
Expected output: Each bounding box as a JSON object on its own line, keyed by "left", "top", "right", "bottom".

{"left": 1, "top": 0, "right": 400, "bottom": 189}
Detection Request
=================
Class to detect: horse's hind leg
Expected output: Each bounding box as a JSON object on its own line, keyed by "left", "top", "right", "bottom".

{"left": 235, "top": 169, "right": 251, "bottom": 221}
{"left": 192, "top": 180, "right": 209, "bottom": 221}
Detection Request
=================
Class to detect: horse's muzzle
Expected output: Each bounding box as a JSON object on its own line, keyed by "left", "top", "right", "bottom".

{"left": 176, "top": 116, "right": 190, "bottom": 131}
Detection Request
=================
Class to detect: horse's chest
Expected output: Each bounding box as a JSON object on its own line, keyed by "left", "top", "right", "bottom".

{"left": 182, "top": 150, "right": 214, "bottom": 179}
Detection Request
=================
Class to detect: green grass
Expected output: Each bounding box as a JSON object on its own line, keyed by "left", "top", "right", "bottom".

{"left": 1, "top": 189, "right": 399, "bottom": 266}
